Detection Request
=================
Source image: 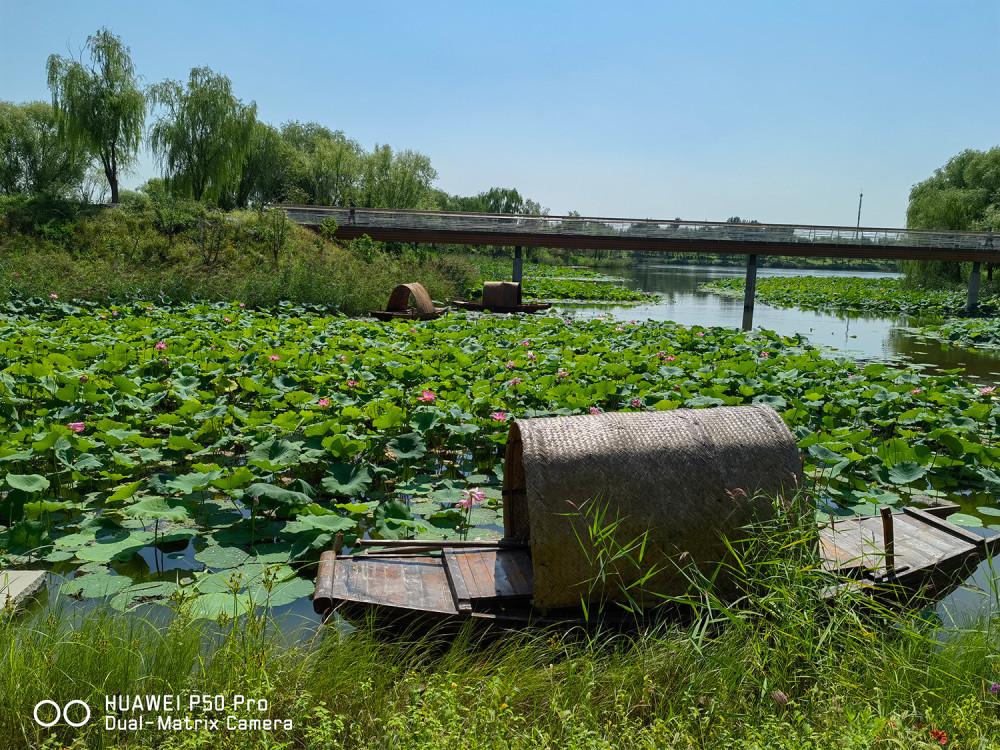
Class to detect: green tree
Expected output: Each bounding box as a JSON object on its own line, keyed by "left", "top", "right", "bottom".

{"left": 45, "top": 28, "right": 145, "bottom": 204}
{"left": 0, "top": 101, "right": 84, "bottom": 196}
{"left": 904, "top": 148, "right": 1000, "bottom": 284}
{"left": 148, "top": 67, "right": 257, "bottom": 202}
{"left": 228, "top": 121, "right": 294, "bottom": 208}
{"left": 279, "top": 122, "right": 362, "bottom": 206}
{"left": 358, "top": 144, "right": 436, "bottom": 209}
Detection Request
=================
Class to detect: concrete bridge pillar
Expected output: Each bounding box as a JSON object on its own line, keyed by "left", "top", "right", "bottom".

{"left": 966, "top": 261, "right": 982, "bottom": 315}
{"left": 742, "top": 254, "right": 758, "bottom": 330}
{"left": 513, "top": 246, "right": 523, "bottom": 283}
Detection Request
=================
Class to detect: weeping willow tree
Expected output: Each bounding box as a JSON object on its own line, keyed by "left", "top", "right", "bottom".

{"left": 45, "top": 28, "right": 145, "bottom": 204}
{"left": 148, "top": 67, "right": 257, "bottom": 203}
{"left": 904, "top": 148, "right": 1000, "bottom": 286}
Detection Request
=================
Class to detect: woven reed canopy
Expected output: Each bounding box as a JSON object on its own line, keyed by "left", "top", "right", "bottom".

{"left": 482, "top": 281, "right": 522, "bottom": 309}
{"left": 369, "top": 282, "right": 446, "bottom": 320}
{"left": 502, "top": 406, "right": 803, "bottom": 611}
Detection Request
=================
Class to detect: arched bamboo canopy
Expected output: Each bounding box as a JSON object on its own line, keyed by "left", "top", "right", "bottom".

{"left": 502, "top": 406, "right": 803, "bottom": 611}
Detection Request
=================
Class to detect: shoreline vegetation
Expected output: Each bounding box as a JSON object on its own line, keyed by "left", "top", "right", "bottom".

{"left": 4, "top": 508, "right": 1000, "bottom": 749}
{"left": 701, "top": 276, "right": 1000, "bottom": 352}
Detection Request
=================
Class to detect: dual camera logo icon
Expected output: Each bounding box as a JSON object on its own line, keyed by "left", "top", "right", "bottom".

{"left": 33, "top": 700, "right": 91, "bottom": 727}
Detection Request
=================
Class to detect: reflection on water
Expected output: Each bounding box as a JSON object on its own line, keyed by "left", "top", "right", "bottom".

{"left": 563, "top": 263, "right": 1000, "bottom": 382}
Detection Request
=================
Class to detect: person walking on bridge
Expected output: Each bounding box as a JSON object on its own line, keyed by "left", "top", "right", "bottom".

{"left": 349, "top": 199, "right": 357, "bottom": 225}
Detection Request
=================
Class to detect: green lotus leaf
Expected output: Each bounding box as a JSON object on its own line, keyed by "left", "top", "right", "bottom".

{"left": 296, "top": 514, "right": 356, "bottom": 533}
{"left": 60, "top": 572, "right": 132, "bottom": 598}
{"left": 107, "top": 480, "right": 144, "bottom": 502}
{"left": 243, "top": 482, "right": 312, "bottom": 512}
{"left": 194, "top": 544, "right": 252, "bottom": 570}
{"left": 110, "top": 581, "right": 179, "bottom": 611}
{"left": 122, "top": 496, "right": 193, "bottom": 522}
{"left": 976, "top": 505, "right": 1000, "bottom": 516}
{"left": 945, "top": 512, "right": 983, "bottom": 528}
{"left": 75, "top": 531, "right": 153, "bottom": 562}
{"left": 166, "top": 470, "right": 224, "bottom": 494}
{"left": 321, "top": 464, "right": 372, "bottom": 496}
{"left": 246, "top": 575, "right": 313, "bottom": 607}
{"left": 185, "top": 592, "right": 254, "bottom": 620}
{"left": 887, "top": 462, "right": 927, "bottom": 485}
{"left": 387, "top": 433, "right": 427, "bottom": 461}
{"left": 4, "top": 474, "right": 50, "bottom": 493}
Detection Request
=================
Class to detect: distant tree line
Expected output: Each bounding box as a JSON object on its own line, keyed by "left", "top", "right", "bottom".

{"left": 1, "top": 27, "right": 547, "bottom": 220}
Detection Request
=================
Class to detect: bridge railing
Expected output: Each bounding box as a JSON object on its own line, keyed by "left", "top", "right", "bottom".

{"left": 282, "top": 206, "right": 994, "bottom": 252}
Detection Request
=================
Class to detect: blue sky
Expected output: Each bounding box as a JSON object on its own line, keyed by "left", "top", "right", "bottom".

{"left": 3, "top": 1, "right": 997, "bottom": 227}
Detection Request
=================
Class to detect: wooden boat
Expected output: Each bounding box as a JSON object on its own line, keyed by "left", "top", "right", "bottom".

{"left": 451, "top": 281, "right": 551, "bottom": 314}
{"left": 313, "top": 407, "right": 1000, "bottom": 626}
{"left": 369, "top": 283, "right": 448, "bottom": 321}
{"left": 313, "top": 506, "right": 1000, "bottom": 625}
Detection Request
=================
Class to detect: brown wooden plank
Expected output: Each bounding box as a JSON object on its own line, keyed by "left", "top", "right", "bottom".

{"left": 891, "top": 516, "right": 976, "bottom": 560}
{"left": 467, "top": 550, "right": 499, "bottom": 599}
{"left": 455, "top": 549, "right": 491, "bottom": 599}
{"left": 903, "top": 507, "right": 987, "bottom": 545}
{"left": 330, "top": 556, "right": 457, "bottom": 615}
{"left": 502, "top": 549, "right": 534, "bottom": 594}
{"left": 442, "top": 550, "right": 473, "bottom": 612}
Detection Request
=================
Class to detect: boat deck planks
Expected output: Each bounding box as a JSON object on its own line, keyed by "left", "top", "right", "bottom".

{"left": 818, "top": 509, "right": 980, "bottom": 576}
{"left": 317, "top": 507, "right": 1000, "bottom": 624}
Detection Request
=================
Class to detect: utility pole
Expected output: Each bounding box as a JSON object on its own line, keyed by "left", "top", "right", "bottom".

{"left": 856, "top": 191, "right": 863, "bottom": 236}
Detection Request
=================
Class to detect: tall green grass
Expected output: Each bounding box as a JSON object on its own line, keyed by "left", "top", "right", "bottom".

{"left": 4, "top": 506, "right": 999, "bottom": 749}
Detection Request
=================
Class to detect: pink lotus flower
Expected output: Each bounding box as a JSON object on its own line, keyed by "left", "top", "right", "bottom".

{"left": 527, "top": 351, "right": 536, "bottom": 361}
{"left": 79, "top": 375, "right": 87, "bottom": 383}
{"left": 508, "top": 378, "right": 524, "bottom": 387}
{"left": 615, "top": 327, "right": 623, "bottom": 332}
{"left": 981, "top": 386, "right": 996, "bottom": 395}
{"left": 492, "top": 412, "right": 508, "bottom": 422}
{"left": 458, "top": 488, "right": 486, "bottom": 510}
{"left": 631, "top": 398, "right": 641, "bottom": 407}
{"left": 154, "top": 341, "right": 167, "bottom": 351}
{"left": 590, "top": 407, "right": 602, "bottom": 415}
{"left": 239, "top": 302, "right": 246, "bottom": 308}
{"left": 666, "top": 355, "right": 676, "bottom": 362}
{"left": 418, "top": 390, "right": 436, "bottom": 403}
{"left": 13, "top": 273, "right": 20, "bottom": 278}
{"left": 317, "top": 398, "right": 330, "bottom": 407}
{"left": 340, "top": 355, "right": 348, "bottom": 362}
{"left": 99, "top": 314, "right": 107, "bottom": 320}
{"left": 111, "top": 310, "right": 118, "bottom": 317}
{"left": 146, "top": 307, "right": 153, "bottom": 312}
{"left": 268, "top": 354, "right": 280, "bottom": 361}
{"left": 49, "top": 293, "right": 58, "bottom": 300}
{"left": 760, "top": 352, "right": 770, "bottom": 359}
{"left": 557, "top": 370, "right": 569, "bottom": 378}
{"left": 67, "top": 422, "right": 85, "bottom": 433}
{"left": 210, "top": 345, "right": 216, "bottom": 351}
{"left": 695, "top": 331, "right": 705, "bottom": 337}
{"left": 506, "top": 361, "right": 516, "bottom": 369}
{"left": 223, "top": 317, "right": 232, "bottom": 323}
{"left": 410, "top": 328, "right": 417, "bottom": 333}
{"left": 522, "top": 340, "right": 531, "bottom": 346}
{"left": 347, "top": 380, "right": 359, "bottom": 387}
{"left": 630, "top": 320, "right": 637, "bottom": 324}
{"left": 911, "top": 388, "right": 922, "bottom": 395}
{"left": 160, "top": 358, "right": 169, "bottom": 366}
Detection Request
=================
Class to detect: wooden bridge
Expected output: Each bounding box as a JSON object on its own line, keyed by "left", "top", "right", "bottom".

{"left": 283, "top": 205, "right": 999, "bottom": 328}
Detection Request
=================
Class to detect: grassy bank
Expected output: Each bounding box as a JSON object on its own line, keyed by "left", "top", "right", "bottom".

{"left": 5, "top": 508, "right": 1000, "bottom": 750}
{"left": 0, "top": 196, "right": 476, "bottom": 314}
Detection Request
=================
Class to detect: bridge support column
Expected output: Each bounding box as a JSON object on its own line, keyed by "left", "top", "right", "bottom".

{"left": 742, "top": 254, "right": 758, "bottom": 331}
{"left": 513, "top": 246, "right": 523, "bottom": 283}
{"left": 967, "top": 261, "right": 982, "bottom": 315}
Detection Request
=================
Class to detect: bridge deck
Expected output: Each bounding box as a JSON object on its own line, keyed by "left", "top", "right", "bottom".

{"left": 283, "top": 206, "right": 1000, "bottom": 263}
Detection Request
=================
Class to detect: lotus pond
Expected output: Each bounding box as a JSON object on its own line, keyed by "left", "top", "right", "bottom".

{"left": 3, "top": 296, "right": 1000, "bottom": 622}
